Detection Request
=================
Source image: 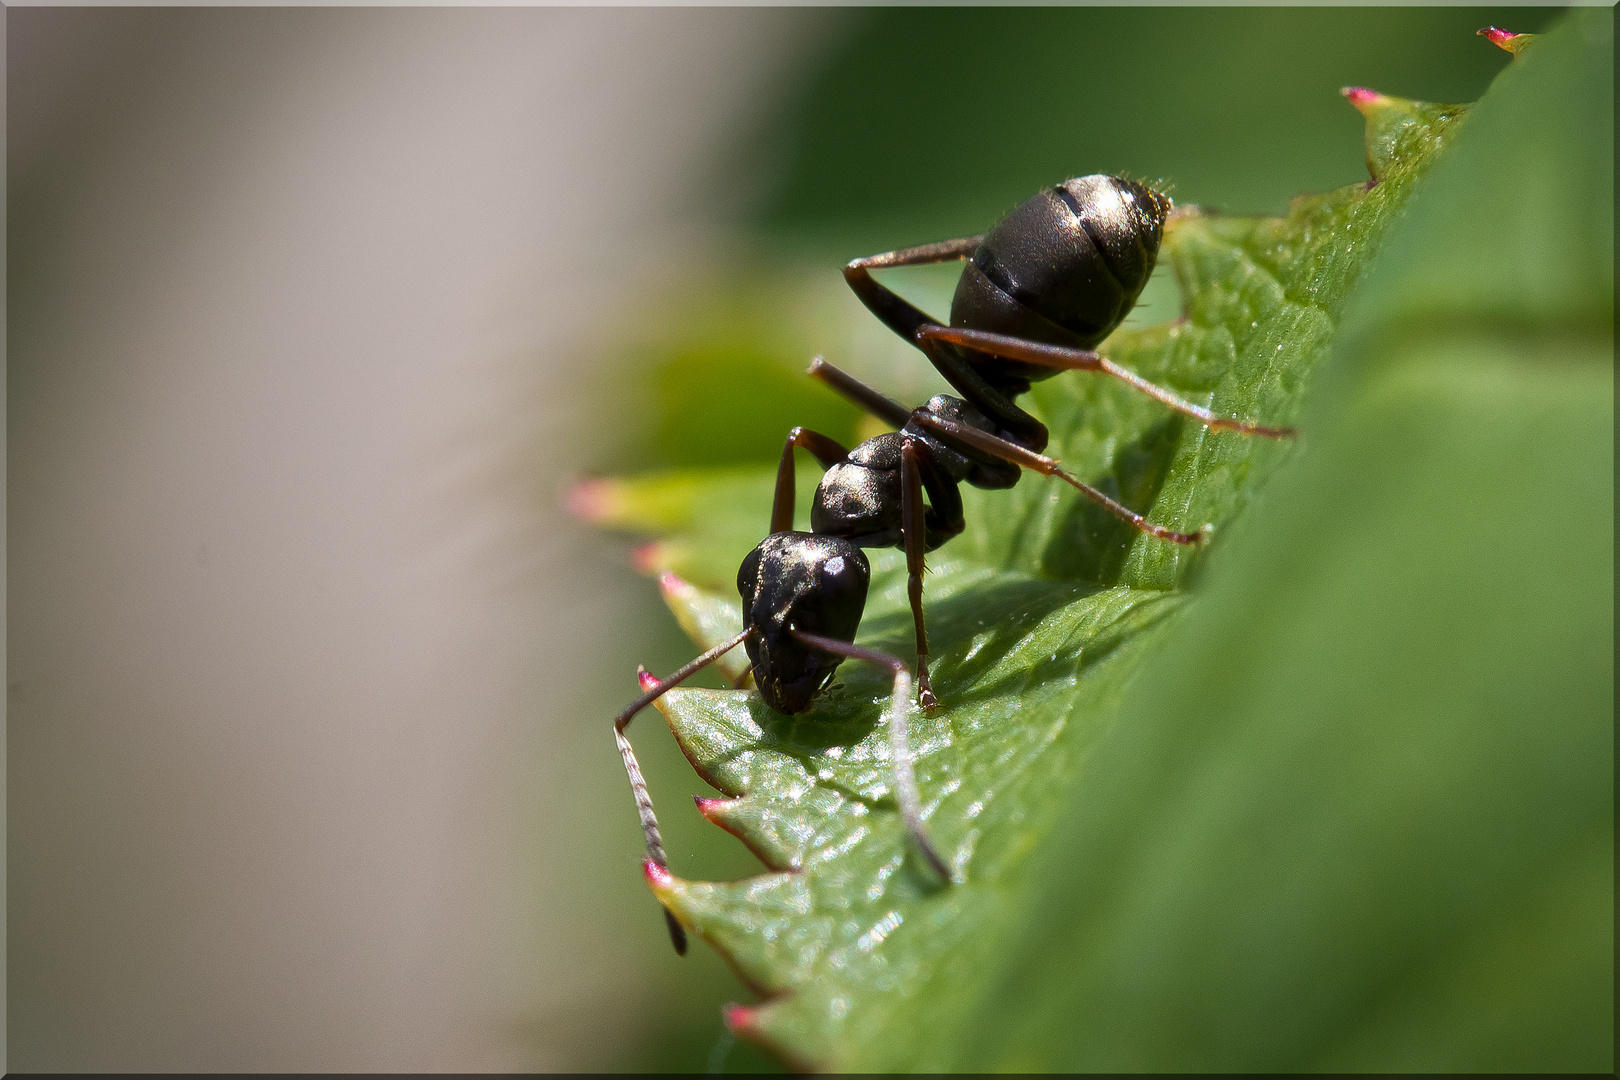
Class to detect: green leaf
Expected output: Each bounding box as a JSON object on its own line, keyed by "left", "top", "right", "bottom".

{"left": 582, "top": 12, "right": 1610, "bottom": 1070}
{"left": 971, "top": 12, "right": 1613, "bottom": 1071}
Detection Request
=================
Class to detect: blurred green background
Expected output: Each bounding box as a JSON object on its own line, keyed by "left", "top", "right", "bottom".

{"left": 601, "top": 7, "right": 1557, "bottom": 481}
{"left": 606, "top": 7, "right": 1567, "bottom": 1070}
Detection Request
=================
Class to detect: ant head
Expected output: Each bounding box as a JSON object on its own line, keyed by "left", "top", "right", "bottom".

{"left": 737, "top": 533, "right": 870, "bottom": 714}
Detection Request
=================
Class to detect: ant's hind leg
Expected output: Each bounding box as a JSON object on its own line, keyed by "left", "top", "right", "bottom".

{"left": 916, "top": 325, "right": 1297, "bottom": 439}
{"left": 614, "top": 627, "right": 754, "bottom": 954}
{"left": 773, "top": 426, "right": 850, "bottom": 533}
{"left": 840, "top": 237, "right": 1052, "bottom": 449}
{"left": 843, "top": 235, "right": 983, "bottom": 343}
{"left": 789, "top": 629, "right": 953, "bottom": 883}
{"left": 910, "top": 412, "right": 1203, "bottom": 546}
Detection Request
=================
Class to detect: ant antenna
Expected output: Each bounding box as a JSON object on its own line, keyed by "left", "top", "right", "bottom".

{"left": 615, "top": 626, "right": 754, "bottom": 954}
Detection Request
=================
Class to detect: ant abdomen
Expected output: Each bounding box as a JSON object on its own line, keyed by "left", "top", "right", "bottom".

{"left": 949, "top": 175, "right": 1172, "bottom": 384}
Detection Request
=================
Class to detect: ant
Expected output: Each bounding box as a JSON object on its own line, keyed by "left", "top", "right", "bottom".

{"left": 612, "top": 175, "right": 1294, "bottom": 955}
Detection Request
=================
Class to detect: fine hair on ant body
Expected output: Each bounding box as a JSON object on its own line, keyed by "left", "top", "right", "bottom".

{"left": 612, "top": 175, "right": 1294, "bottom": 954}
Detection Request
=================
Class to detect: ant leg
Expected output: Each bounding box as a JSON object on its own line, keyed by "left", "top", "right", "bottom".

{"left": 807, "top": 357, "right": 912, "bottom": 430}
{"left": 615, "top": 626, "right": 754, "bottom": 954}
{"left": 788, "top": 629, "right": 953, "bottom": 883}
{"left": 914, "top": 438, "right": 967, "bottom": 549}
{"left": 899, "top": 437, "right": 938, "bottom": 711}
{"left": 898, "top": 436, "right": 965, "bottom": 710}
{"left": 917, "top": 326, "right": 1297, "bottom": 439}
{"left": 843, "top": 235, "right": 983, "bottom": 343}
{"left": 910, "top": 413, "right": 1203, "bottom": 546}
{"left": 773, "top": 426, "right": 850, "bottom": 533}
{"left": 812, "top": 339, "right": 1046, "bottom": 456}
{"left": 810, "top": 356, "right": 1022, "bottom": 487}
{"left": 916, "top": 335, "right": 1051, "bottom": 450}
{"left": 842, "top": 236, "right": 1049, "bottom": 449}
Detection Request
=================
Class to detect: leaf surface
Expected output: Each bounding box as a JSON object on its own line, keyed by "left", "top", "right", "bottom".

{"left": 971, "top": 13, "right": 1612, "bottom": 1070}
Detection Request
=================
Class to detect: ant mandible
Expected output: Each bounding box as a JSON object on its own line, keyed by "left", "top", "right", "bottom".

{"left": 613, "top": 176, "right": 1294, "bottom": 954}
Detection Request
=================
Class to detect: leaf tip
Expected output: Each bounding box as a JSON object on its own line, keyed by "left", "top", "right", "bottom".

{"left": 1340, "top": 86, "right": 1460, "bottom": 185}
{"left": 1340, "top": 86, "right": 1388, "bottom": 114}
{"left": 1477, "top": 25, "right": 1535, "bottom": 55}
{"left": 694, "top": 794, "right": 730, "bottom": 821}
{"left": 564, "top": 477, "right": 617, "bottom": 524}
{"left": 642, "top": 857, "right": 681, "bottom": 901}
{"left": 695, "top": 794, "right": 800, "bottom": 870}
{"left": 724, "top": 1002, "right": 763, "bottom": 1038}
{"left": 630, "top": 540, "right": 667, "bottom": 576}
{"left": 658, "top": 569, "right": 695, "bottom": 602}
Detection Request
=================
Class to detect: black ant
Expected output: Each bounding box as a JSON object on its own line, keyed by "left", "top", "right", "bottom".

{"left": 613, "top": 176, "right": 1294, "bottom": 955}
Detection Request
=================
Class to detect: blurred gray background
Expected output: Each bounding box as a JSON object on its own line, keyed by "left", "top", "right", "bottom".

{"left": 9, "top": 8, "right": 827, "bottom": 1071}
{"left": 8, "top": 7, "right": 1547, "bottom": 1072}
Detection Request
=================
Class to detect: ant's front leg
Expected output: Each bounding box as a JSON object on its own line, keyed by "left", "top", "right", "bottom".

{"left": 772, "top": 426, "right": 850, "bottom": 533}
{"left": 916, "top": 325, "right": 1297, "bottom": 439}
